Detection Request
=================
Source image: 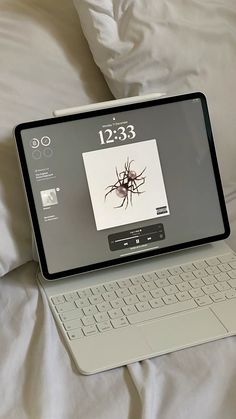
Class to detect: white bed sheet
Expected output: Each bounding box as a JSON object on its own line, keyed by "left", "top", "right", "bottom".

{"left": 74, "top": 0, "right": 236, "bottom": 200}
{"left": 1, "top": 0, "right": 236, "bottom": 418}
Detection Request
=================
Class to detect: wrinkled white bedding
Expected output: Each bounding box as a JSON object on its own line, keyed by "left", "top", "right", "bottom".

{"left": 1, "top": 0, "right": 236, "bottom": 418}
{"left": 74, "top": 0, "right": 236, "bottom": 198}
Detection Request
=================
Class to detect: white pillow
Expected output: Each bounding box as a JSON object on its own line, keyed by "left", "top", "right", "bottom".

{"left": 74, "top": 0, "right": 236, "bottom": 198}
{"left": 0, "top": 0, "right": 111, "bottom": 276}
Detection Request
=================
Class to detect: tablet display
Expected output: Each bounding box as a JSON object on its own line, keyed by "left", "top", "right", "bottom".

{"left": 15, "top": 93, "right": 229, "bottom": 279}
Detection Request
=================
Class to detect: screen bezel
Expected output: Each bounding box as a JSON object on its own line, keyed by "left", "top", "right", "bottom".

{"left": 14, "top": 92, "right": 230, "bottom": 280}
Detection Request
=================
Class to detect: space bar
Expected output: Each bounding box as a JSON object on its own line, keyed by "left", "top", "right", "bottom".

{"left": 128, "top": 300, "right": 198, "bottom": 325}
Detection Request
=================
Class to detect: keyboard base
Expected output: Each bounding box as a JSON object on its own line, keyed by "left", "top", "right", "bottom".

{"left": 68, "top": 304, "right": 233, "bottom": 375}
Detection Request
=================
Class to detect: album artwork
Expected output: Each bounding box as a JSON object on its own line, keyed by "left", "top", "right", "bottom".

{"left": 40, "top": 188, "right": 58, "bottom": 207}
{"left": 82, "top": 140, "right": 169, "bottom": 231}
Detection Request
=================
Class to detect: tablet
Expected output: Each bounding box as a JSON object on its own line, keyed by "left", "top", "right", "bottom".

{"left": 14, "top": 92, "right": 229, "bottom": 280}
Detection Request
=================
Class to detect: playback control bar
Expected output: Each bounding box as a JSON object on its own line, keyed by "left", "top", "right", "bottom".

{"left": 108, "top": 223, "right": 165, "bottom": 251}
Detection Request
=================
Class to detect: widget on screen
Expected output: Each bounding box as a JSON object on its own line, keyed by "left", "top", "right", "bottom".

{"left": 40, "top": 188, "right": 58, "bottom": 207}
{"left": 30, "top": 136, "right": 53, "bottom": 159}
{"left": 108, "top": 224, "right": 165, "bottom": 251}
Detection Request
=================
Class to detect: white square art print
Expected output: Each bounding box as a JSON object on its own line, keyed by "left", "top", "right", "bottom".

{"left": 82, "top": 140, "right": 170, "bottom": 231}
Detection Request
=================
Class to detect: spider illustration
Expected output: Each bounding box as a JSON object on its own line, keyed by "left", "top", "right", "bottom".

{"left": 105, "top": 158, "right": 146, "bottom": 209}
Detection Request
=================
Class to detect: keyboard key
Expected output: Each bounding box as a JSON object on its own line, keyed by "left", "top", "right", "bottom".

{"left": 89, "top": 295, "right": 104, "bottom": 305}
{"left": 225, "top": 289, "right": 236, "bottom": 299}
{"left": 67, "top": 329, "right": 84, "bottom": 340}
{"left": 136, "top": 301, "right": 151, "bottom": 312}
{"left": 143, "top": 272, "right": 157, "bottom": 281}
{"left": 94, "top": 312, "right": 109, "bottom": 323}
{"left": 51, "top": 295, "right": 65, "bottom": 305}
{"left": 64, "top": 292, "right": 78, "bottom": 302}
{"left": 169, "top": 275, "right": 183, "bottom": 285}
{"left": 104, "top": 282, "right": 119, "bottom": 291}
{"left": 215, "top": 282, "right": 230, "bottom": 292}
{"left": 206, "top": 266, "right": 220, "bottom": 275}
{"left": 193, "top": 260, "right": 208, "bottom": 269}
{"left": 228, "top": 279, "right": 236, "bottom": 288}
{"left": 108, "top": 308, "right": 123, "bottom": 319}
{"left": 211, "top": 292, "right": 226, "bottom": 303}
{"left": 111, "top": 317, "right": 129, "bottom": 329}
{"left": 83, "top": 305, "right": 98, "bottom": 316}
{"left": 142, "top": 281, "right": 157, "bottom": 291}
{"left": 155, "top": 278, "right": 170, "bottom": 288}
{"left": 189, "top": 288, "right": 205, "bottom": 298}
{"left": 137, "top": 291, "right": 152, "bottom": 302}
{"left": 122, "top": 305, "right": 138, "bottom": 316}
{"left": 155, "top": 269, "right": 170, "bottom": 279}
{"left": 97, "top": 301, "right": 112, "bottom": 312}
{"left": 63, "top": 318, "right": 82, "bottom": 331}
{"left": 103, "top": 291, "right": 117, "bottom": 301}
{"left": 176, "top": 282, "right": 192, "bottom": 292}
{"left": 168, "top": 266, "right": 183, "bottom": 275}
{"left": 206, "top": 257, "right": 220, "bottom": 266}
{"left": 110, "top": 298, "right": 125, "bottom": 309}
{"left": 130, "top": 276, "right": 145, "bottom": 285}
{"left": 83, "top": 325, "right": 98, "bottom": 336}
{"left": 218, "top": 254, "right": 236, "bottom": 263}
{"left": 195, "top": 296, "right": 213, "bottom": 306}
{"left": 116, "top": 288, "right": 130, "bottom": 298}
{"left": 202, "top": 285, "right": 218, "bottom": 295}
{"left": 81, "top": 316, "right": 96, "bottom": 326}
{"left": 59, "top": 309, "right": 83, "bottom": 322}
{"left": 55, "top": 302, "right": 76, "bottom": 313}
{"left": 163, "top": 285, "right": 178, "bottom": 295}
{"left": 129, "top": 285, "right": 143, "bottom": 294}
{"left": 219, "top": 263, "right": 231, "bottom": 272}
{"left": 193, "top": 269, "right": 208, "bottom": 279}
{"left": 176, "top": 291, "right": 191, "bottom": 301}
{"left": 180, "top": 272, "right": 195, "bottom": 281}
{"left": 78, "top": 289, "right": 92, "bottom": 298}
{"left": 181, "top": 263, "right": 195, "bottom": 272}
{"left": 162, "top": 295, "right": 178, "bottom": 305}
{"left": 150, "top": 288, "right": 165, "bottom": 299}
{"left": 75, "top": 298, "right": 90, "bottom": 309}
{"left": 91, "top": 285, "right": 106, "bottom": 295}
{"left": 215, "top": 272, "right": 230, "bottom": 282}
{"left": 149, "top": 298, "right": 164, "bottom": 308}
{"left": 229, "top": 261, "right": 236, "bottom": 269}
{"left": 128, "top": 300, "right": 197, "bottom": 324}
{"left": 117, "top": 278, "right": 132, "bottom": 288}
{"left": 189, "top": 278, "right": 205, "bottom": 288}
{"left": 228, "top": 271, "right": 236, "bottom": 279}
{"left": 124, "top": 295, "right": 139, "bottom": 305}
{"left": 202, "top": 275, "right": 217, "bottom": 285}
{"left": 97, "top": 321, "right": 113, "bottom": 332}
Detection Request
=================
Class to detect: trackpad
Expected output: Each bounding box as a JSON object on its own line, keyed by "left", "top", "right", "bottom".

{"left": 139, "top": 309, "right": 227, "bottom": 354}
